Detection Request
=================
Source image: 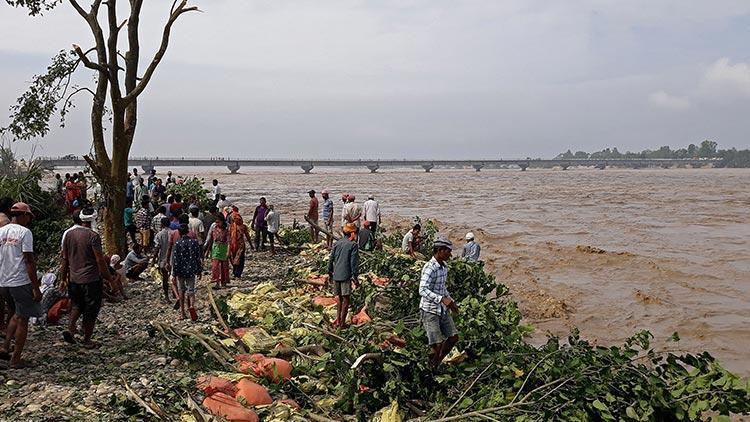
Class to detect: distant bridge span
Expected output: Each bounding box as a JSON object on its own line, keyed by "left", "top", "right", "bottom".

{"left": 37, "top": 157, "right": 721, "bottom": 174}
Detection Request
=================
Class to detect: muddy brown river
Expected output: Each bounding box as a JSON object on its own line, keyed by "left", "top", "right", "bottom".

{"left": 74, "top": 166, "right": 750, "bottom": 375}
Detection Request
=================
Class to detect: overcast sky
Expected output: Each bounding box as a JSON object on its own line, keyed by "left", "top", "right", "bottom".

{"left": 2, "top": 0, "right": 750, "bottom": 159}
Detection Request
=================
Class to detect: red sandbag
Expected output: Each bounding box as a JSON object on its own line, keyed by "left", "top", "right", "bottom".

{"left": 202, "top": 392, "right": 259, "bottom": 422}
{"left": 196, "top": 375, "right": 238, "bottom": 397}
{"left": 46, "top": 298, "right": 71, "bottom": 325}
{"left": 235, "top": 378, "right": 273, "bottom": 406}
{"left": 372, "top": 276, "right": 390, "bottom": 287}
{"left": 313, "top": 296, "right": 338, "bottom": 307}
{"left": 351, "top": 306, "right": 372, "bottom": 325}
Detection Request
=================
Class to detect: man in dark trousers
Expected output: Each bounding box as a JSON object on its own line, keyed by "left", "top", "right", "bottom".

{"left": 60, "top": 208, "right": 113, "bottom": 348}
{"left": 328, "top": 223, "right": 359, "bottom": 329}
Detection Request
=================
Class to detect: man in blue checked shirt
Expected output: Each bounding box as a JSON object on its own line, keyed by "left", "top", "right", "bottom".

{"left": 419, "top": 235, "right": 459, "bottom": 370}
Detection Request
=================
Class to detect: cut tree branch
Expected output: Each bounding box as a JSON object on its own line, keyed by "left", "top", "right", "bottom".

{"left": 72, "top": 44, "right": 107, "bottom": 72}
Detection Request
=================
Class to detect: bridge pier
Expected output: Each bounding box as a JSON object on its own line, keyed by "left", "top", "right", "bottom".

{"left": 422, "top": 163, "right": 434, "bottom": 173}
{"left": 366, "top": 164, "right": 380, "bottom": 173}
{"left": 595, "top": 163, "right": 606, "bottom": 170}
{"left": 301, "top": 164, "right": 314, "bottom": 174}
{"left": 141, "top": 164, "right": 155, "bottom": 174}
{"left": 227, "top": 163, "right": 241, "bottom": 174}
{"left": 519, "top": 163, "right": 529, "bottom": 171}
{"left": 561, "top": 164, "right": 569, "bottom": 171}
{"left": 472, "top": 164, "right": 484, "bottom": 172}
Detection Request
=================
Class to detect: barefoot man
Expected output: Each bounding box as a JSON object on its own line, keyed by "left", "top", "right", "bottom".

{"left": 328, "top": 223, "right": 359, "bottom": 328}
{"left": 61, "top": 208, "right": 113, "bottom": 348}
{"left": 419, "top": 235, "right": 459, "bottom": 370}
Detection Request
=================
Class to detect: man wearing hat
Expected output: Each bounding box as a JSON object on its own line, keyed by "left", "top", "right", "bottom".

{"left": 0, "top": 202, "right": 41, "bottom": 368}
{"left": 307, "top": 190, "right": 319, "bottom": 243}
{"left": 61, "top": 207, "right": 113, "bottom": 348}
{"left": 461, "top": 232, "right": 481, "bottom": 262}
{"left": 328, "top": 223, "right": 360, "bottom": 328}
{"left": 419, "top": 235, "right": 459, "bottom": 370}
{"left": 321, "top": 189, "right": 334, "bottom": 248}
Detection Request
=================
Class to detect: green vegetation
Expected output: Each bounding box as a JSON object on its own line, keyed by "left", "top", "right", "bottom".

{"left": 556, "top": 140, "right": 750, "bottom": 167}
{"left": 157, "top": 219, "right": 750, "bottom": 421}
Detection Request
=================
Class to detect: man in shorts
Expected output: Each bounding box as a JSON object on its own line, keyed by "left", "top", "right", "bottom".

{"left": 152, "top": 217, "right": 172, "bottom": 302}
{"left": 328, "top": 223, "right": 359, "bottom": 328}
{"left": 419, "top": 235, "right": 459, "bottom": 370}
{"left": 0, "top": 202, "right": 42, "bottom": 368}
{"left": 172, "top": 224, "right": 202, "bottom": 320}
{"left": 61, "top": 208, "right": 113, "bottom": 348}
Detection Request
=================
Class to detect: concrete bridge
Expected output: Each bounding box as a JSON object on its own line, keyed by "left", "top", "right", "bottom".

{"left": 37, "top": 157, "right": 721, "bottom": 174}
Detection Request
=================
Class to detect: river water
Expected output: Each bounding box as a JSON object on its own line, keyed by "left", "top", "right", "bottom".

{"left": 76, "top": 166, "right": 750, "bottom": 375}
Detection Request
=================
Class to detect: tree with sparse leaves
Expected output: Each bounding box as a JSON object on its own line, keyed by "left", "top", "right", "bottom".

{"left": 2, "top": 0, "right": 200, "bottom": 254}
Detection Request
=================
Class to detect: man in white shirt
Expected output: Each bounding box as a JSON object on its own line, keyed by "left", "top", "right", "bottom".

{"left": 211, "top": 179, "right": 221, "bottom": 206}
{"left": 344, "top": 195, "right": 362, "bottom": 228}
{"left": 401, "top": 224, "right": 422, "bottom": 257}
{"left": 188, "top": 208, "right": 205, "bottom": 243}
{"left": 0, "top": 202, "right": 41, "bottom": 368}
{"left": 362, "top": 195, "right": 381, "bottom": 233}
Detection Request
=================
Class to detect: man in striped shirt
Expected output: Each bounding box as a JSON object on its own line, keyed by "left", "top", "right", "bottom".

{"left": 419, "top": 235, "right": 459, "bottom": 370}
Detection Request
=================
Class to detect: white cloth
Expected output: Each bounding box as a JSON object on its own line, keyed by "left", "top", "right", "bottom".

{"left": 265, "top": 210, "right": 280, "bottom": 234}
{"left": 362, "top": 199, "right": 380, "bottom": 223}
{"left": 188, "top": 217, "right": 205, "bottom": 237}
{"left": 401, "top": 231, "right": 414, "bottom": 252}
{"left": 345, "top": 202, "right": 362, "bottom": 228}
{"left": 40, "top": 273, "right": 56, "bottom": 294}
{"left": 0, "top": 223, "right": 34, "bottom": 287}
{"left": 213, "top": 184, "right": 221, "bottom": 199}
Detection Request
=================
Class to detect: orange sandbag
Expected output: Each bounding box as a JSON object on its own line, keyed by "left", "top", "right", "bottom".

{"left": 202, "top": 392, "right": 259, "bottom": 422}
{"left": 235, "top": 353, "right": 265, "bottom": 363}
{"left": 237, "top": 355, "right": 293, "bottom": 383}
{"left": 235, "top": 378, "right": 273, "bottom": 406}
{"left": 382, "top": 335, "right": 407, "bottom": 348}
{"left": 351, "top": 306, "right": 372, "bottom": 325}
{"left": 233, "top": 327, "right": 252, "bottom": 338}
{"left": 46, "top": 298, "right": 71, "bottom": 325}
{"left": 313, "top": 296, "right": 339, "bottom": 307}
{"left": 196, "top": 375, "right": 238, "bottom": 397}
{"left": 372, "top": 276, "right": 390, "bottom": 287}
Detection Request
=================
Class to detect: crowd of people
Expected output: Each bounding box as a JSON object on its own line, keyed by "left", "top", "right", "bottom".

{"left": 0, "top": 170, "right": 483, "bottom": 370}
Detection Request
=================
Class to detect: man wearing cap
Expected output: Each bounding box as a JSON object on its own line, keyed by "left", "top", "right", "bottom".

{"left": 307, "top": 190, "right": 319, "bottom": 243}
{"left": 328, "top": 223, "right": 360, "bottom": 328}
{"left": 0, "top": 203, "right": 41, "bottom": 368}
{"left": 321, "top": 190, "right": 334, "bottom": 248}
{"left": 61, "top": 208, "right": 113, "bottom": 348}
{"left": 419, "top": 235, "right": 459, "bottom": 370}
{"left": 461, "top": 232, "right": 481, "bottom": 262}
{"left": 362, "top": 195, "right": 381, "bottom": 234}
{"left": 344, "top": 194, "right": 362, "bottom": 228}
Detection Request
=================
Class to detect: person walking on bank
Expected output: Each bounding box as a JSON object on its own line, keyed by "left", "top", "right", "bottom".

{"left": 0, "top": 203, "right": 42, "bottom": 368}
{"left": 419, "top": 235, "right": 459, "bottom": 370}
{"left": 205, "top": 214, "right": 230, "bottom": 289}
{"left": 461, "top": 232, "right": 481, "bottom": 262}
{"left": 172, "top": 224, "right": 202, "bottom": 321}
{"left": 344, "top": 195, "right": 362, "bottom": 228}
{"left": 60, "top": 208, "right": 113, "bottom": 349}
{"left": 362, "top": 195, "right": 380, "bottom": 234}
{"left": 328, "top": 223, "right": 360, "bottom": 329}
{"left": 228, "top": 211, "right": 253, "bottom": 279}
{"left": 358, "top": 221, "right": 375, "bottom": 252}
{"left": 152, "top": 217, "right": 172, "bottom": 303}
{"left": 265, "top": 204, "right": 282, "bottom": 255}
{"left": 251, "top": 197, "right": 269, "bottom": 250}
{"left": 307, "top": 190, "right": 319, "bottom": 243}
{"left": 321, "top": 189, "right": 334, "bottom": 248}
{"left": 402, "top": 224, "right": 422, "bottom": 257}
{"left": 135, "top": 198, "right": 152, "bottom": 252}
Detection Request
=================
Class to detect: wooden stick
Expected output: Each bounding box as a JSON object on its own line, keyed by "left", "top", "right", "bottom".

{"left": 206, "top": 286, "right": 233, "bottom": 336}
{"left": 304, "top": 215, "right": 341, "bottom": 240}
{"left": 121, "top": 376, "right": 166, "bottom": 419}
{"left": 301, "top": 322, "right": 349, "bottom": 343}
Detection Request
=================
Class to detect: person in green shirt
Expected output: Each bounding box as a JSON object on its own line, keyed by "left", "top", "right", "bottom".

{"left": 123, "top": 200, "right": 136, "bottom": 245}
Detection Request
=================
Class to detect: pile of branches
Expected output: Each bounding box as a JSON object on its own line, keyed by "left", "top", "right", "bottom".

{"left": 155, "top": 222, "right": 750, "bottom": 421}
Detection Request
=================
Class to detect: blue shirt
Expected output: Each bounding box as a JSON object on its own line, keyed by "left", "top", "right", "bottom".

{"left": 419, "top": 257, "right": 449, "bottom": 315}
{"left": 322, "top": 198, "right": 334, "bottom": 222}
{"left": 172, "top": 236, "right": 202, "bottom": 278}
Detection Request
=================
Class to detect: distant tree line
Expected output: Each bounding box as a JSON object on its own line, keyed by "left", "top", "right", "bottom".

{"left": 555, "top": 140, "right": 750, "bottom": 168}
